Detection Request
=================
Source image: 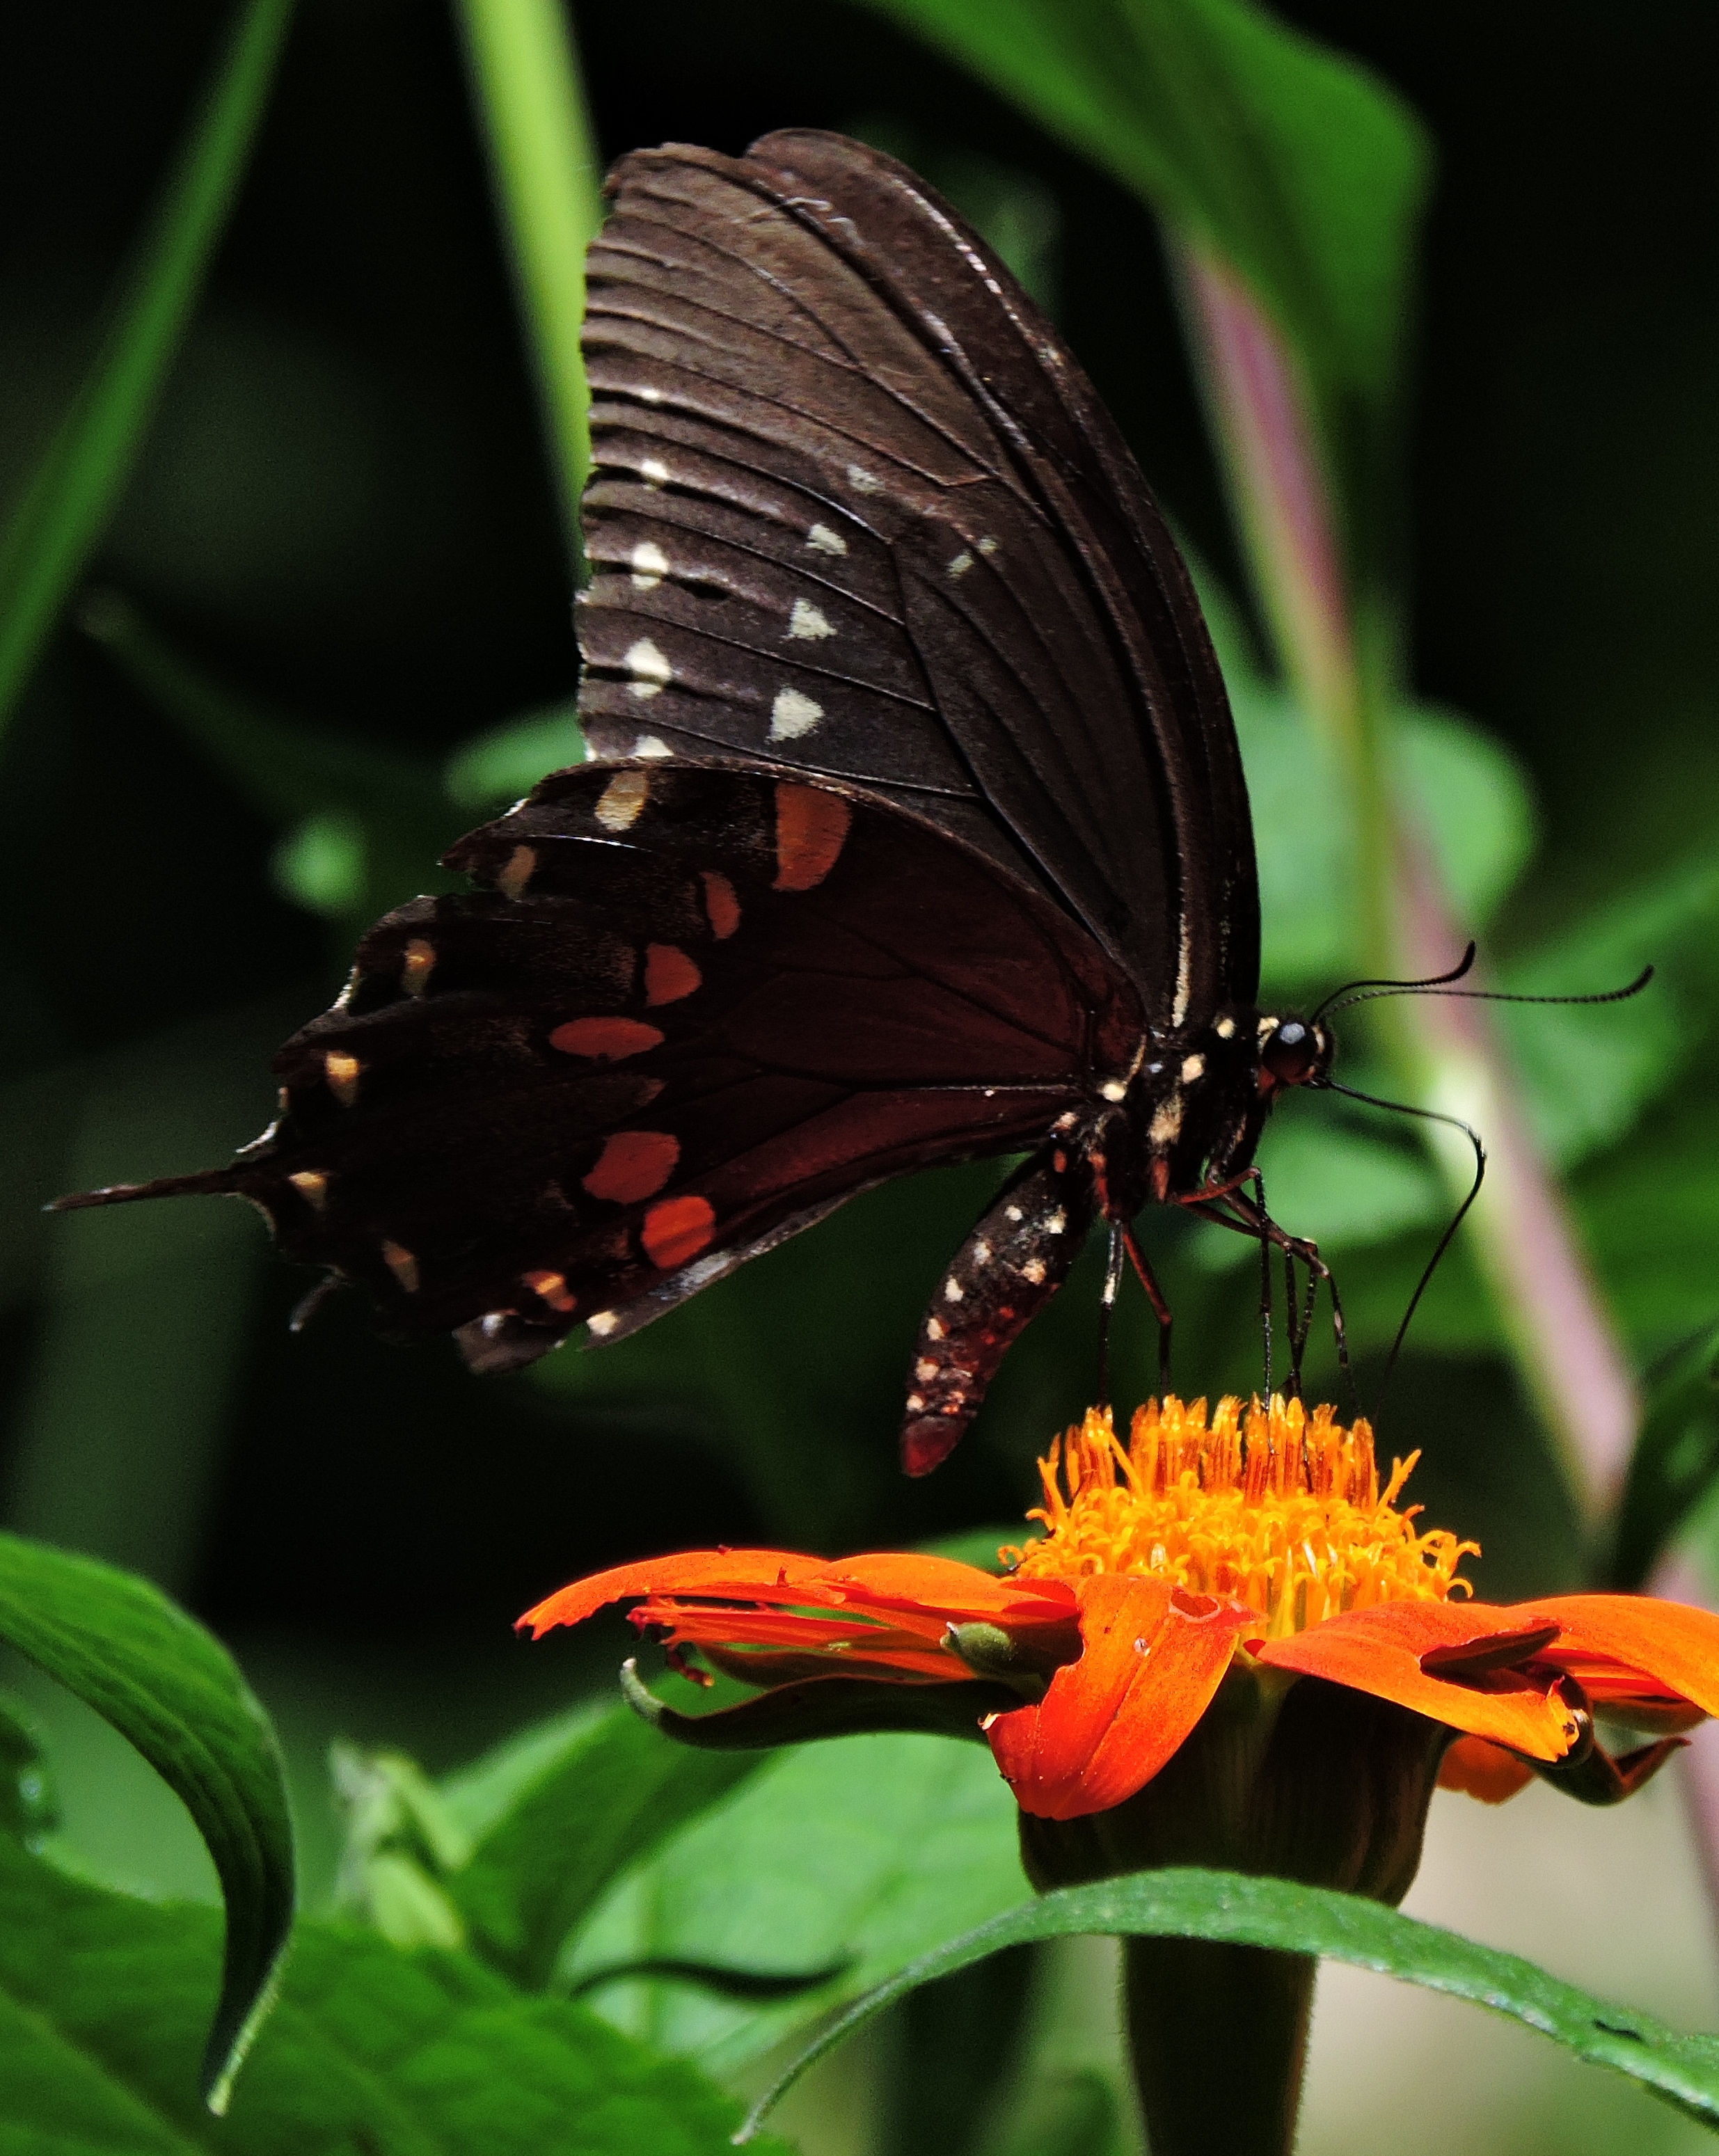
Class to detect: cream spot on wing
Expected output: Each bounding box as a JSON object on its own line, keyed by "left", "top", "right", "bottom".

{"left": 1054, "top": 1111, "right": 1079, "bottom": 1132}
{"left": 1215, "top": 1016, "right": 1237, "bottom": 1040}
{"left": 1258, "top": 1014, "right": 1280, "bottom": 1043}
{"left": 624, "top": 639, "right": 671, "bottom": 699}
{"left": 596, "top": 770, "right": 649, "bottom": 832}
{"left": 1100, "top": 1078, "right": 1127, "bottom": 1102}
{"left": 788, "top": 598, "right": 835, "bottom": 640}
{"left": 1181, "top": 1054, "right": 1206, "bottom": 1084}
{"left": 587, "top": 1309, "right": 620, "bottom": 1336}
{"left": 630, "top": 540, "right": 669, "bottom": 589}
{"left": 916, "top": 1358, "right": 939, "bottom": 1382}
{"left": 1150, "top": 1095, "right": 1185, "bottom": 1147}
{"left": 1020, "top": 1258, "right": 1047, "bottom": 1285}
{"left": 905, "top": 1393, "right": 926, "bottom": 1412}
{"left": 770, "top": 687, "right": 824, "bottom": 740}
{"left": 497, "top": 844, "right": 537, "bottom": 899}
{"left": 1045, "top": 1210, "right": 1066, "bottom": 1235}
{"left": 640, "top": 457, "right": 669, "bottom": 484}
{"left": 926, "top": 1317, "right": 946, "bottom": 1341}
{"left": 633, "top": 734, "right": 672, "bottom": 759}
{"left": 978, "top": 535, "right": 999, "bottom": 555}
{"left": 807, "top": 523, "right": 848, "bottom": 555}
{"left": 635, "top": 383, "right": 662, "bottom": 404}
{"left": 402, "top": 938, "right": 436, "bottom": 997}
{"left": 946, "top": 550, "right": 974, "bottom": 577}
{"left": 1004, "top": 1206, "right": 1023, "bottom": 1223}
{"left": 944, "top": 1276, "right": 965, "bottom": 1303}
{"left": 381, "top": 1239, "right": 420, "bottom": 1294}
{"left": 846, "top": 463, "right": 885, "bottom": 494}
{"left": 973, "top": 1241, "right": 991, "bottom": 1265}
{"left": 323, "top": 1051, "right": 361, "bottom": 1107}
{"left": 1172, "top": 925, "right": 1193, "bottom": 1028}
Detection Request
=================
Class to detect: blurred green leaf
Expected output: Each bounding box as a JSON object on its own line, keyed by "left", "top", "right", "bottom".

{"left": 568, "top": 1731, "right": 1024, "bottom": 2074}
{"left": 1400, "top": 706, "right": 1537, "bottom": 931}
{"left": 0, "top": 1695, "right": 58, "bottom": 1846}
{"left": 0, "top": 0, "right": 294, "bottom": 731}
{"left": 1603, "top": 1317, "right": 1719, "bottom": 1592}
{"left": 455, "top": 0, "right": 603, "bottom": 572}
{"left": 741, "top": 1866, "right": 1719, "bottom": 2142}
{"left": 445, "top": 702, "right": 584, "bottom": 813}
{"left": 1574, "top": 1087, "right": 1719, "bottom": 1361}
{"left": 449, "top": 1702, "right": 768, "bottom": 1990}
{"left": 0, "top": 1534, "right": 294, "bottom": 2111}
{"left": 329, "top": 1743, "right": 472, "bottom": 1949}
{"left": 981, "top": 2069, "right": 1132, "bottom": 2156}
{"left": 0, "top": 1828, "right": 784, "bottom": 2153}
{"left": 1501, "top": 853, "right": 1719, "bottom": 1168}
{"left": 853, "top": 0, "right": 1425, "bottom": 407}
{"left": 81, "top": 587, "right": 461, "bottom": 925}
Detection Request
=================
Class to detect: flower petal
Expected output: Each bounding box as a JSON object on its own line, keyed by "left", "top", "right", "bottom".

{"left": 1438, "top": 1734, "right": 1536, "bottom": 1804}
{"left": 985, "top": 1576, "right": 1253, "bottom": 1820}
{"left": 518, "top": 1549, "right": 828, "bottom": 1636}
{"left": 1251, "top": 1602, "right": 1581, "bottom": 1759}
{"left": 1511, "top": 1594, "right": 1719, "bottom": 1719}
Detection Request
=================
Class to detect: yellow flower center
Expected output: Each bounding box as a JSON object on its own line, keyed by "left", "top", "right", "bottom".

{"left": 1003, "top": 1395, "right": 1478, "bottom": 1638}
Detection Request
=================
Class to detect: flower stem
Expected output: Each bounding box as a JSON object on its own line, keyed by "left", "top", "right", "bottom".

{"left": 1124, "top": 1936, "right": 1313, "bottom": 2156}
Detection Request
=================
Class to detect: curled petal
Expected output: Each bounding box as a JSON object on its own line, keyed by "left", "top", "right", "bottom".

{"left": 1252, "top": 1601, "right": 1581, "bottom": 1759}
{"left": 985, "top": 1576, "right": 1253, "bottom": 1820}
{"left": 1510, "top": 1594, "right": 1719, "bottom": 1720}
{"left": 1439, "top": 1735, "right": 1536, "bottom": 1805}
{"left": 518, "top": 1549, "right": 829, "bottom": 1637}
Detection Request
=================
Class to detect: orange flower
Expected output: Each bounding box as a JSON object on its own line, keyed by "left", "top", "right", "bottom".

{"left": 520, "top": 1396, "right": 1719, "bottom": 1824}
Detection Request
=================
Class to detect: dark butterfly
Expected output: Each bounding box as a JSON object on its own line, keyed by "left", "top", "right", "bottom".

{"left": 61, "top": 129, "right": 1348, "bottom": 1475}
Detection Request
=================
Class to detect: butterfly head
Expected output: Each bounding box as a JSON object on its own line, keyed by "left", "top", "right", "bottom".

{"left": 1255, "top": 1013, "right": 1334, "bottom": 1095}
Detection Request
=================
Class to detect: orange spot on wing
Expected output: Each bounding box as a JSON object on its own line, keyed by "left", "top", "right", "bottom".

{"left": 642, "top": 1193, "right": 715, "bottom": 1269}
{"left": 773, "top": 784, "right": 851, "bottom": 891}
{"left": 548, "top": 1016, "right": 665, "bottom": 1061}
{"left": 584, "top": 1130, "right": 681, "bottom": 1203}
{"left": 644, "top": 944, "right": 702, "bottom": 1005}
{"left": 521, "top": 1268, "right": 578, "bottom": 1314}
{"left": 702, "top": 869, "right": 741, "bottom": 939}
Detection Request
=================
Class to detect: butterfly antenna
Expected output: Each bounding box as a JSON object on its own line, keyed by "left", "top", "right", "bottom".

{"left": 1312, "top": 1079, "right": 1487, "bottom": 1422}
{"left": 1312, "top": 944, "right": 1476, "bottom": 1022}
{"left": 1318, "top": 953, "right": 1653, "bottom": 1025}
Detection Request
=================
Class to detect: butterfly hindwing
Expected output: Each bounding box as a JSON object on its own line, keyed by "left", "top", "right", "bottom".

{"left": 144, "top": 765, "right": 1140, "bottom": 1365}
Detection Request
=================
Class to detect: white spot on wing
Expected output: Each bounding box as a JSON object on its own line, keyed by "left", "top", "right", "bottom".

{"left": 1215, "top": 1016, "right": 1237, "bottom": 1040}
{"left": 1171, "top": 924, "right": 1193, "bottom": 1028}
{"left": 978, "top": 535, "right": 999, "bottom": 556}
{"left": 635, "top": 383, "right": 662, "bottom": 404}
{"left": 770, "top": 688, "right": 824, "bottom": 740}
{"left": 946, "top": 550, "right": 974, "bottom": 578}
{"left": 1181, "top": 1054, "right": 1206, "bottom": 1084}
{"left": 944, "top": 1276, "right": 965, "bottom": 1303}
{"left": 926, "top": 1317, "right": 946, "bottom": 1340}
{"left": 1100, "top": 1079, "right": 1127, "bottom": 1102}
{"left": 1020, "top": 1258, "right": 1047, "bottom": 1285}
{"left": 640, "top": 458, "right": 670, "bottom": 484}
{"left": 846, "top": 463, "right": 885, "bottom": 494}
{"left": 807, "top": 523, "right": 848, "bottom": 555}
{"left": 633, "top": 735, "right": 673, "bottom": 759}
{"left": 625, "top": 638, "right": 672, "bottom": 683}
{"left": 587, "top": 1310, "right": 619, "bottom": 1336}
{"left": 630, "top": 540, "right": 669, "bottom": 589}
{"left": 788, "top": 599, "right": 836, "bottom": 640}
{"left": 1150, "top": 1095, "right": 1185, "bottom": 1147}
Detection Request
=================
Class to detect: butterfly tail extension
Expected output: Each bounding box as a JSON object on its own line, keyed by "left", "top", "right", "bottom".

{"left": 901, "top": 1146, "right": 1098, "bottom": 1475}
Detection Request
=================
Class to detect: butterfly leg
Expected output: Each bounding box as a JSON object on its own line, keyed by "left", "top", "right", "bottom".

{"left": 1181, "top": 1187, "right": 1352, "bottom": 1397}
{"left": 901, "top": 1146, "right": 1097, "bottom": 1476}
{"left": 1097, "top": 1224, "right": 1127, "bottom": 1406}
{"left": 1120, "top": 1224, "right": 1173, "bottom": 1395}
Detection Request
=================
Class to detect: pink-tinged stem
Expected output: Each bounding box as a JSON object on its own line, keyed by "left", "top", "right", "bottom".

{"left": 1395, "top": 847, "right": 1638, "bottom": 1512}
{"left": 1173, "top": 230, "right": 1636, "bottom": 1519}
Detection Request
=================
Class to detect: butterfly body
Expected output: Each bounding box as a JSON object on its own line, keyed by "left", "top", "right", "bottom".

{"left": 60, "top": 129, "right": 1339, "bottom": 1469}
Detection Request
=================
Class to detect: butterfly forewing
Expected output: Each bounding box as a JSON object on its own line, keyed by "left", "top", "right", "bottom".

{"left": 578, "top": 132, "right": 1258, "bottom": 1024}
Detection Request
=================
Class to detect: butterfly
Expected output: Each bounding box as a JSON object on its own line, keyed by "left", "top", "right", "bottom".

{"left": 61, "top": 129, "right": 1346, "bottom": 1475}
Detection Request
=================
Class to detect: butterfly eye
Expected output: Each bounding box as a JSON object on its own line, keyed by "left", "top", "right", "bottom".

{"left": 1262, "top": 1020, "right": 1328, "bottom": 1088}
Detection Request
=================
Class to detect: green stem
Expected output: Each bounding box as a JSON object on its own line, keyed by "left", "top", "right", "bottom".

{"left": 454, "top": 0, "right": 604, "bottom": 580}
{"left": 1124, "top": 1935, "right": 1313, "bottom": 2156}
{"left": 0, "top": 0, "right": 294, "bottom": 736}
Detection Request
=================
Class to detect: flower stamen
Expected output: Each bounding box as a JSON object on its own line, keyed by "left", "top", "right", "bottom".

{"left": 1003, "top": 1395, "right": 1478, "bottom": 1638}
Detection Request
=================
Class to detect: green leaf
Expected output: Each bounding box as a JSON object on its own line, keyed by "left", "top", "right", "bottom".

{"left": 1603, "top": 1317, "right": 1719, "bottom": 1592}
{"left": 851, "top": 0, "right": 1427, "bottom": 454}
{"left": 444, "top": 703, "right": 584, "bottom": 813}
{"left": 740, "top": 1866, "right": 1719, "bottom": 2142}
{"left": 569, "top": 1731, "right": 1025, "bottom": 2073}
{"left": 0, "top": 1829, "right": 784, "bottom": 2154}
{"left": 454, "top": 0, "right": 603, "bottom": 572}
{"left": 0, "top": 1534, "right": 294, "bottom": 2111}
{"left": 448, "top": 1702, "right": 768, "bottom": 1990}
{"left": 0, "top": 0, "right": 295, "bottom": 731}
{"left": 80, "top": 589, "right": 460, "bottom": 925}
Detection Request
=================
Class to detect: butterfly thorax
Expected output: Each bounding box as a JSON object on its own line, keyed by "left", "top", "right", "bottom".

{"left": 1096, "top": 1009, "right": 1335, "bottom": 1216}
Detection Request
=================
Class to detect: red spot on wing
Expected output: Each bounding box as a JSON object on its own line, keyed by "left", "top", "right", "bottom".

{"left": 702, "top": 869, "right": 741, "bottom": 940}
{"left": 549, "top": 1016, "right": 665, "bottom": 1061}
{"left": 642, "top": 1194, "right": 716, "bottom": 1269}
{"left": 583, "top": 1131, "right": 681, "bottom": 1203}
{"left": 773, "top": 784, "right": 851, "bottom": 891}
{"left": 644, "top": 944, "right": 702, "bottom": 1005}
